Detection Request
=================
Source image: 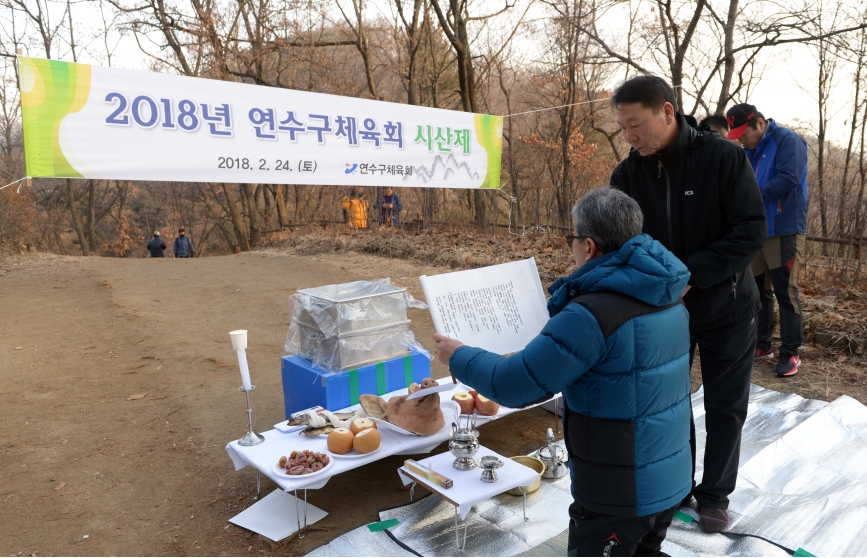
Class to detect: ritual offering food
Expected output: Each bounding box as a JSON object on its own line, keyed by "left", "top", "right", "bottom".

{"left": 289, "top": 409, "right": 356, "bottom": 437}
{"left": 277, "top": 450, "right": 330, "bottom": 475}
{"left": 452, "top": 392, "right": 475, "bottom": 415}
{"left": 474, "top": 394, "right": 500, "bottom": 416}
{"left": 327, "top": 428, "right": 355, "bottom": 455}
{"left": 360, "top": 378, "right": 444, "bottom": 436}
{"left": 352, "top": 428, "right": 381, "bottom": 454}
{"left": 349, "top": 417, "right": 377, "bottom": 435}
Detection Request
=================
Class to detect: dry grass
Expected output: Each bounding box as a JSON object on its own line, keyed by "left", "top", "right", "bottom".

{"left": 266, "top": 226, "right": 867, "bottom": 351}
{"left": 264, "top": 225, "right": 576, "bottom": 284}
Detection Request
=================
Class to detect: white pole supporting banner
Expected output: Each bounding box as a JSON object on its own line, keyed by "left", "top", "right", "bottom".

{"left": 18, "top": 57, "right": 503, "bottom": 189}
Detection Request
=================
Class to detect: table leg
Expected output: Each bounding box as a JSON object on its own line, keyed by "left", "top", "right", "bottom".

{"left": 255, "top": 470, "right": 260, "bottom": 499}
{"left": 294, "top": 489, "right": 309, "bottom": 539}
{"left": 453, "top": 506, "right": 459, "bottom": 550}
{"left": 520, "top": 486, "right": 528, "bottom": 522}
{"left": 410, "top": 481, "right": 416, "bottom": 503}
{"left": 453, "top": 505, "right": 469, "bottom": 551}
{"left": 554, "top": 395, "right": 562, "bottom": 434}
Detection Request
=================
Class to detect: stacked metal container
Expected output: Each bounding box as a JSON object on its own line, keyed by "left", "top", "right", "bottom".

{"left": 286, "top": 280, "right": 414, "bottom": 371}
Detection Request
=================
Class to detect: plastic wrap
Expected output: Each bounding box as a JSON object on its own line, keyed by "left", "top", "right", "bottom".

{"left": 297, "top": 320, "right": 410, "bottom": 370}
{"left": 285, "top": 279, "right": 431, "bottom": 372}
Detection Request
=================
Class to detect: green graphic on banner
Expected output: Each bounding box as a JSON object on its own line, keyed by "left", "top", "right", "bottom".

{"left": 475, "top": 114, "right": 503, "bottom": 189}
{"left": 19, "top": 57, "right": 91, "bottom": 178}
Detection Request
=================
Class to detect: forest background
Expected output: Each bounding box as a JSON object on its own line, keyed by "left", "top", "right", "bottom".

{"left": 1, "top": 0, "right": 867, "bottom": 283}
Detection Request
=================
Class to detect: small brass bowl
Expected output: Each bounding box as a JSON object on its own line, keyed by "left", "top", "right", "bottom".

{"left": 507, "top": 455, "right": 546, "bottom": 496}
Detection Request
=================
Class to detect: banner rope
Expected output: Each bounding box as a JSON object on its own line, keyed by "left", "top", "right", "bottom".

{"left": 502, "top": 85, "right": 683, "bottom": 118}
{"left": 0, "top": 177, "right": 29, "bottom": 193}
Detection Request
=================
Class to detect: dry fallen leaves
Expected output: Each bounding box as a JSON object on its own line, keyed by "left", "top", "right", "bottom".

{"left": 126, "top": 393, "right": 147, "bottom": 401}
{"left": 838, "top": 355, "right": 848, "bottom": 364}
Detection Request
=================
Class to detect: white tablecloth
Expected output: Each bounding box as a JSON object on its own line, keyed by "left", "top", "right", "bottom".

{"left": 225, "top": 377, "right": 559, "bottom": 492}
{"left": 397, "top": 445, "right": 540, "bottom": 519}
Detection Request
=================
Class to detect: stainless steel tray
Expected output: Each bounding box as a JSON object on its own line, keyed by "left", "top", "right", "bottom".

{"left": 294, "top": 281, "right": 409, "bottom": 336}
{"left": 297, "top": 319, "right": 412, "bottom": 370}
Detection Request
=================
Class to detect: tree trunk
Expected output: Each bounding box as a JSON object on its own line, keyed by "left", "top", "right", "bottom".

{"left": 715, "top": 0, "right": 739, "bottom": 113}
{"left": 87, "top": 180, "right": 97, "bottom": 254}
{"left": 222, "top": 183, "right": 250, "bottom": 251}
{"left": 244, "top": 184, "right": 261, "bottom": 246}
{"left": 66, "top": 179, "right": 90, "bottom": 256}
{"left": 275, "top": 185, "right": 288, "bottom": 228}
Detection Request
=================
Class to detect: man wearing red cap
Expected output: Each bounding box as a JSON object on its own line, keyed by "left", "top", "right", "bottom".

{"left": 726, "top": 104, "right": 808, "bottom": 377}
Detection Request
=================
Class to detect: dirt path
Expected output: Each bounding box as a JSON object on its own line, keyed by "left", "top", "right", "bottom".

{"left": 1, "top": 249, "right": 863, "bottom": 556}
{"left": 0, "top": 251, "right": 558, "bottom": 556}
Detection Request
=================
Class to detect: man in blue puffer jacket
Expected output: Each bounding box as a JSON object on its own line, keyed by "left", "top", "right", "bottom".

{"left": 726, "top": 104, "right": 808, "bottom": 377}
{"left": 434, "top": 188, "right": 692, "bottom": 556}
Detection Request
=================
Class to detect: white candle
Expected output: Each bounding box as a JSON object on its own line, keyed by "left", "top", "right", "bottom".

{"left": 229, "top": 330, "right": 253, "bottom": 391}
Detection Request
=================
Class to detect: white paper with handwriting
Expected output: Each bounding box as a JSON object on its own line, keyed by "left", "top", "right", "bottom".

{"left": 420, "top": 258, "right": 549, "bottom": 355}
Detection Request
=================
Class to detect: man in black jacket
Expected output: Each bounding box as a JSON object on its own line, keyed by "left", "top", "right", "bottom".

{"left": 610, "top": 75, "right": 766, "bottom": 534}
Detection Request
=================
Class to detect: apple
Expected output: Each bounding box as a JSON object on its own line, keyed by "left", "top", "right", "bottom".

{"left": 349, "top": 417, "right": 377, "bottom": 435}
{"left": 452, "top": 392, "right": 475, "bottom": 415}
{"left": 474, "top": 394, "right": 500, "bottom": 416}
{"left": 468, "top": 388, "right": 479, "bottom": 399}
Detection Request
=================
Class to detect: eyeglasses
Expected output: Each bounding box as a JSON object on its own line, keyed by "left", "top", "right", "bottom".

{"left": 564, "top": 234, "right": 592, "bottom": 250}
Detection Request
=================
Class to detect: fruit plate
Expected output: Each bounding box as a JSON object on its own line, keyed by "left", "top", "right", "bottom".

{"left": 331, "top": 442, "right": 382, "bottom": 459}
{"left": 271, "top": 454, "right": 334, "bottom": 479}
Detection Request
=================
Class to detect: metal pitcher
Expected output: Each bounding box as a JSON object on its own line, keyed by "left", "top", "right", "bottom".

{"left": 538, "top": 427, "right": 568, "bottom": 479}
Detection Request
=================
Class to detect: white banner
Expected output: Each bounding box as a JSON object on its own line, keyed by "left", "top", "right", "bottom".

{"left": 19, "top": 57, "right": 503, "bottom": 189}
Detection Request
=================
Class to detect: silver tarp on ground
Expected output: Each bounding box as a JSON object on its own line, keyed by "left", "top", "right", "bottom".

{"left": 306, "top": 385, "right": 867, "bottom": 557}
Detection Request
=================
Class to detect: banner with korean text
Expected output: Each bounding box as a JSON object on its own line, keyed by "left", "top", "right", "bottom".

{"left": 18, "top": 57, "right": 503, "bottom": 189}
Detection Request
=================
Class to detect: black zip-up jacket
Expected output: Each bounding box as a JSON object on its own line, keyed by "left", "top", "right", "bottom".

{"left": 611, "top": 113, "right": 767, "bottom": 331}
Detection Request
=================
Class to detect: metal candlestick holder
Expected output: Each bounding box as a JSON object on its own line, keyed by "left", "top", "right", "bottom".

{"left": 238, "top": 385, "right": 265, "bottom": 446}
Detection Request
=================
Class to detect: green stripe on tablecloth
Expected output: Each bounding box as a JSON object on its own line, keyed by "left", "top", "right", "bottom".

{"left": 403, "top": 355, "right": 413, "bottom": 386}
{"left": 376, "top": 363, "right": 386, "bottom": 395}
{"left": 349, "top": 369, "right": 359, "bottom": 405}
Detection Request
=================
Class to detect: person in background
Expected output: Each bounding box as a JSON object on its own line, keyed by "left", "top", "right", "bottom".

{"left": 145, "top": 231, "right": 166, "bottom": 258}
{"left": 341, "top": 193, "right": 351, "bottom": 223}
{"left": 348, "top": 187, "right": 369, "bottom": 230}
{"left": 173, "top": 227, "right": 195, "bottom": 258}
{"left": 698, "top": 114, "right": 730, "bottom": 138}
{"left": 610, "top": 75, "right": 766, "bottom": 534}
{"left": 374, "top": 187, "right": 403, "bottom": 227}
{"left": 434, "top": 188, "right": 692, "bottom": 557}
{"left": 726, "top": 103, "right": 808, "bottom": 377}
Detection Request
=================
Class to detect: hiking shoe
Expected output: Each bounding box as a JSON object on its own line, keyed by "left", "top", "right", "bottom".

{"left": 776, "top": 355, "right": 801, "bottom": 377}
{"left": 699, "top": 507, "right": 730, "bottom": 533}
{"left": 754, "top": 347, "right": 775, "bottom": 360}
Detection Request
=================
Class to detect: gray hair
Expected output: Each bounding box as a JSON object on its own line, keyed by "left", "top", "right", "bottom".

{"left": 571, "top": 188, "right": 644, "bottom": 254}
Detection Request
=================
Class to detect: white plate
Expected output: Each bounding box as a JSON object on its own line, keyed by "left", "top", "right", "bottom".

{"left": 271, "top": 453, "right": 335, "bottom": 479}
{"left": 406, "top": 382, "right": 458, "bottom": 400}
{"left": 331, "top": 442, "right": 382, "bottom": 459}
{"left": 369, "top": 401, "right": 461, "bottom": 437}
{"left": 369, "top": 416, "right": 417, "bottom": 436}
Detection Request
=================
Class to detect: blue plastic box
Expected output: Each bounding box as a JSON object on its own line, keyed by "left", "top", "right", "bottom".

{"left": 281, "top": 348, "right": 432, "bottom": 417}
